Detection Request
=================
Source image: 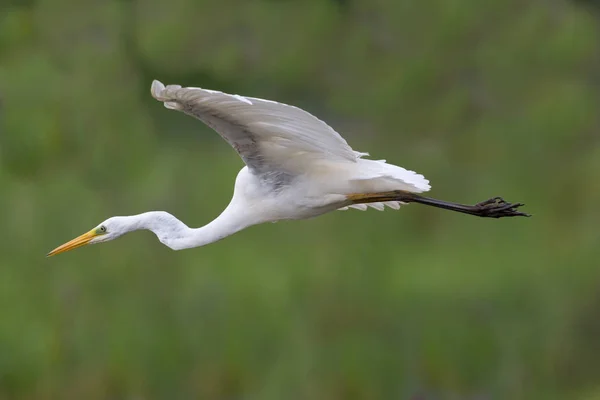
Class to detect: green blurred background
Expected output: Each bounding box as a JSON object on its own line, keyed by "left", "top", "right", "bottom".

{"left": 1, "top": 0, "right": 600, "bottom": 399}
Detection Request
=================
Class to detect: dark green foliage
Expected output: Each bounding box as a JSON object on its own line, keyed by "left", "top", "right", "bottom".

{"left": 1, "top": 0, "right": 599, "bottom": 399}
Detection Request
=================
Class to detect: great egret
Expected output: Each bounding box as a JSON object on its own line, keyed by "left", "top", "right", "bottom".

{"left": 47, "top": 80, "right": 529, "bottom": 257}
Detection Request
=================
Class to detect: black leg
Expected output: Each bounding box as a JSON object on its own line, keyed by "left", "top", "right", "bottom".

{"left": 347, "top": 192, "right": 530, "bottom": 219}
{"left": 412, "top": 195, "right": 530, "bottom": 218}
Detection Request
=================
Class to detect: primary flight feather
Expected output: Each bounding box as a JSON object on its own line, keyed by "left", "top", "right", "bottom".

{"left": 47, "top": 80, "right": 528, "bottom": 257}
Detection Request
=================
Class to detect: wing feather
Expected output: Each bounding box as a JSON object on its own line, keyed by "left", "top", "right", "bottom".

{"left": 151, "top": 80, "right": 359, "bottom": 176}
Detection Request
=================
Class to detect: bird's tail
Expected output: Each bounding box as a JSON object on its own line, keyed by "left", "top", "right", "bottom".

{"left": 337, "top": 158, "right": 430, "bottom": 211}
{"left": 350, "top": 158, "right": 431, "bottom": 192}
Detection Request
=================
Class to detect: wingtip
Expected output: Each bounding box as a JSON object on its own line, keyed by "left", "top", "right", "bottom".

{"left": 150, "top": 80, "right": 166, "bottom": 100}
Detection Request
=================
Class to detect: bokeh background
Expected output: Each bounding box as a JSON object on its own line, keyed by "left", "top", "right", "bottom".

{"left": 1, "top": 0, "right": 600, "bottom": 399}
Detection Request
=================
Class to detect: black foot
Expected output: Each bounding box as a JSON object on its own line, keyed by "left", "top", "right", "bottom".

{"left": 473, "top": 197, "right": 530, "bottom": 218}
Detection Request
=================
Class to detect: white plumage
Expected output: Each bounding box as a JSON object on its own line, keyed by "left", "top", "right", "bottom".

{"left": 151, "top": 80, "right": 430, "bottom": 214}
{"left": 47, "top": 80, "right": 527, "bottom": 257}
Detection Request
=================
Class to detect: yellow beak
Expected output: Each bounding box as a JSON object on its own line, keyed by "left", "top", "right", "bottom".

{"left": 47, "top": 229, "right": 98, "bottom": 257}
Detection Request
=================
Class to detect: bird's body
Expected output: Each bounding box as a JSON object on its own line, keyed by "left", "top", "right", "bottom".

{"left": 47, "top": 80, "right": 528, "bottom": 257}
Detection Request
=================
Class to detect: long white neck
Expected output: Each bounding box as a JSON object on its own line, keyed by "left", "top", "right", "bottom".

{"left": 122, "top": 204, "right": 257, "bottom": 250}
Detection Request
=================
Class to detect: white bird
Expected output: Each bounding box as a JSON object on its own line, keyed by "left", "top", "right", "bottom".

{"left": 47, "top": 80, "right": 529, "bottom": 257}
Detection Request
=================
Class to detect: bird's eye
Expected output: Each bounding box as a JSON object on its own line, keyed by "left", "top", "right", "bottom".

{"left": 99, "top": 225, "right": 107, "bottom": 233}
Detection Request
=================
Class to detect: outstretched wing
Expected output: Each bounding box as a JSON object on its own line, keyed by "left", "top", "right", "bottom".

{"left": 151, "top": 80, "right": 364, "bottom": 177}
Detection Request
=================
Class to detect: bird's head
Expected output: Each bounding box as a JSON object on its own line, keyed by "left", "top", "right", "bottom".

{"left": 47, "top": 217, "right": 129, "bottom": 257}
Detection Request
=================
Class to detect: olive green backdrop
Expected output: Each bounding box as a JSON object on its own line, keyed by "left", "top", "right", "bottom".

{"left": 1, "top": 0, "right": 600, "bottom": 399}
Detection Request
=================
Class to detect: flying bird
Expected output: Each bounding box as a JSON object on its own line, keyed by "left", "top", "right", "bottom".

{"left": 47, "top": 80, "right": 529, "bottom": 257}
